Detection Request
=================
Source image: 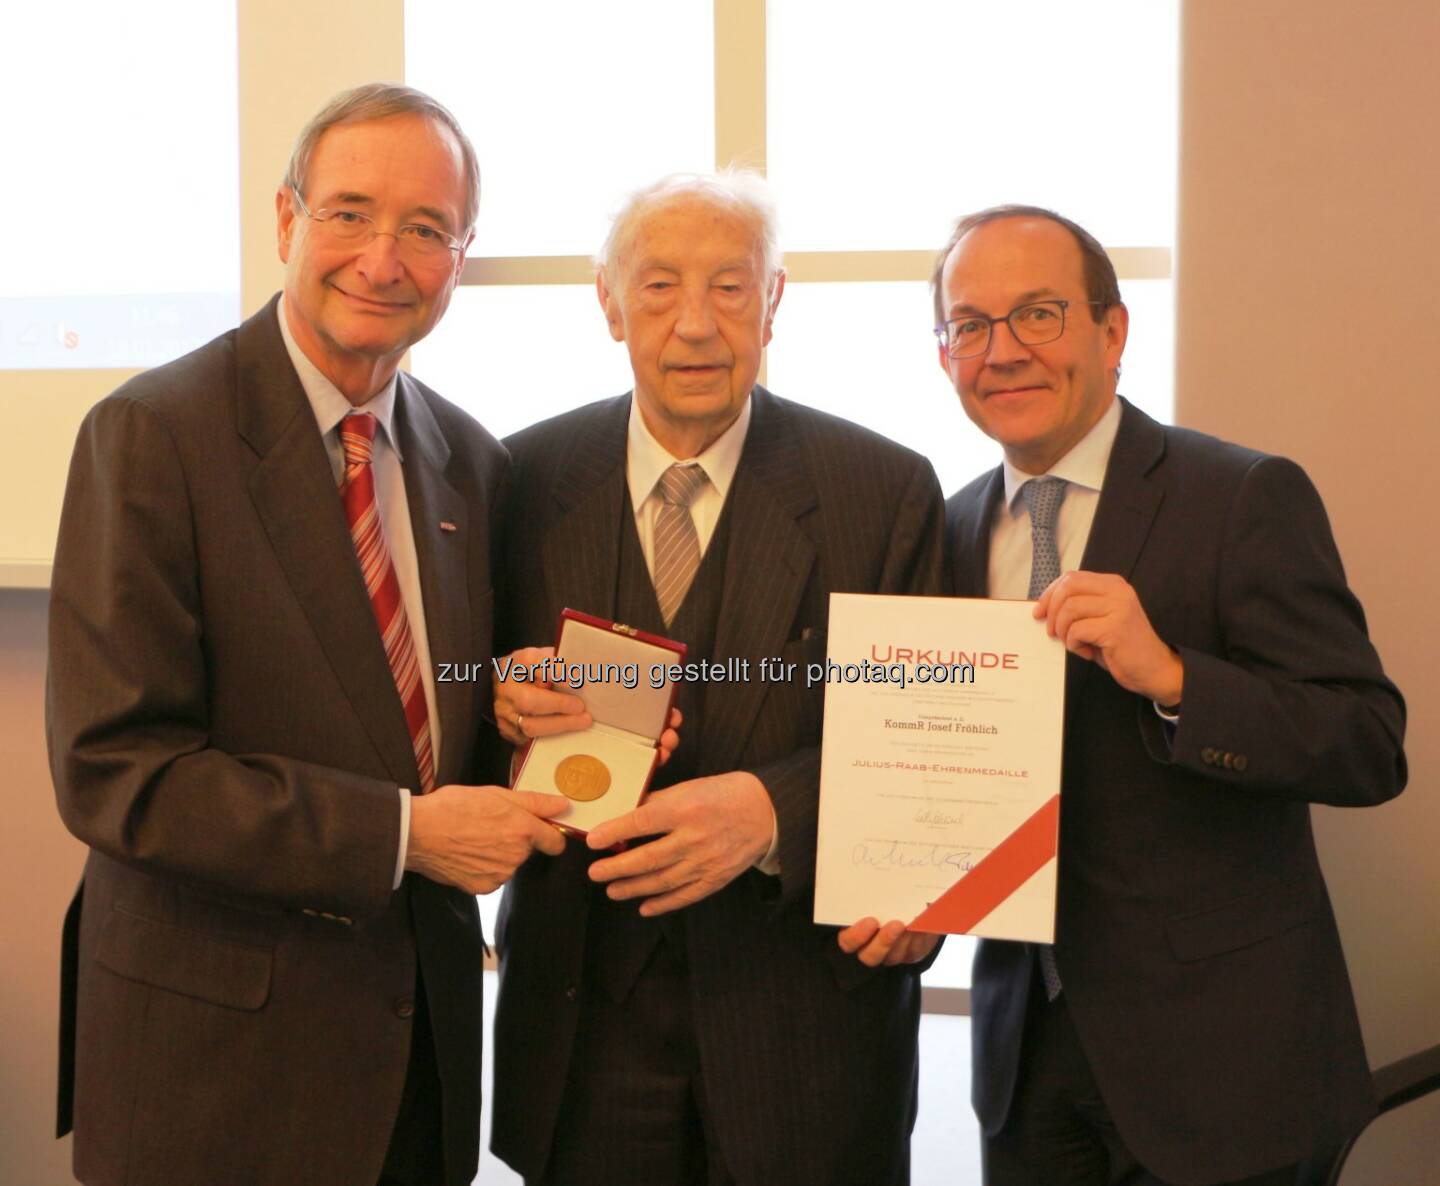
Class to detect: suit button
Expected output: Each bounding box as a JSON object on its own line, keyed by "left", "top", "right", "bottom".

{"left": 394, "top": 997, "right": 415, "bottom": 1019}
{"left": 1233, "top": 754, "right": 1248, "bottom": 772}
{"left": 564, "top": 985, "right": 578, "bottom": 1002}
{"left": 1221, "top": 752, "right": 1235, "bottom": 769}
{"left": 1200, "top": 747, "right": 1216, "bottom": 765}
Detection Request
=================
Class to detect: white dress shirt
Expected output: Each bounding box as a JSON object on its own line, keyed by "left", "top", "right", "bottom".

{"left": 278, "top": 299, "right": 439, "bottom": 888}
{"left": 625, "top": 395, "right": 781, "bottom": 872}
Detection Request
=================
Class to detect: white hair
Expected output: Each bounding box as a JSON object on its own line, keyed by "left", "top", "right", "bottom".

{"left": 596, "top": 169, "right": 782, "bottom": 283}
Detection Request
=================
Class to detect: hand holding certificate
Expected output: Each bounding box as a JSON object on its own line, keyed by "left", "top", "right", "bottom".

{"left": 815, "top": 593, "right": 1067, "bottom": 942}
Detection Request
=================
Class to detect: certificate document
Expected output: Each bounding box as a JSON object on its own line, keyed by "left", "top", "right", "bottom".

{"left": 814, "top": 593, "right": 1066, "bottom": 941}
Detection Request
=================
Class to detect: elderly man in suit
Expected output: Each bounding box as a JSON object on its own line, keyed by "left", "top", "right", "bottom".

{"left": 487, "top": 170, "right": 946, "bottom": 1186}
{"left": 47, "top": 84, "right": 567, "bottom": 1186}
{"left": 886, "top": 205, "right": 1405, "bottom": 1185}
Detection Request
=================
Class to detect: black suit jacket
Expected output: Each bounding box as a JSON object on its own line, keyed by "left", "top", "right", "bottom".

{"left": 490, "top": 388, "right": 945, "bottom": 1185}
{"left": 950, "top": 399, "right": 1406, "bottom": 1185}
{"left": 47, "top": 296, "right": 505, "bottom": 1186}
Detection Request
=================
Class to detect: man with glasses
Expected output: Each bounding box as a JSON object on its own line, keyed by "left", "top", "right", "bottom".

{"left": 486, "top": 170, "right": 945, "bottom": 1186}
{"left": 47, "top": 84, "right": 565, "bottom": 1186}
{"left": 896, "top": 205, "right": 1406, "bottom": 1184}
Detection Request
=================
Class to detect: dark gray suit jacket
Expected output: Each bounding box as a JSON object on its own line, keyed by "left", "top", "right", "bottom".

{"left": 47, "top": 296, "right": 505, "bottom": 1186}
{"left": 951, "top": 399, "right": 1406, "bottom": 1185}
{"left": 489, "top": 388, "right": 945, "bottom": 1185}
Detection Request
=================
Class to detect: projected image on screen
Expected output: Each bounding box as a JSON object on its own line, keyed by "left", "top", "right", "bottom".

{"left": 0, "top": 2, "right": 240, "bottom": 369}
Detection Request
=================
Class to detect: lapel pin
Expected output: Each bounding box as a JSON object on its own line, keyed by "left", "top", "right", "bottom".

{"left": 439, "top": 521, "right": 458, "bottom": 533}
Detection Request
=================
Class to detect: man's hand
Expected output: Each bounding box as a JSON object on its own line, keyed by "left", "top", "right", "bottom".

{"left": 837, "top": 918, "right": 941, "bottom": 968}
{"left": 1035, "top": 571, "right": 1184, "bottom": 706}
{"left": 494, "top": 646, "right": 591, "bottom": 747}
{"left": 404, "top": 784, "right": 568, "bottom": 894}
{"left": 493, "top": 645, "right": 683, "bottom": 764}
{"left": 584, "top": 772, "right": 776, "bottom": 916}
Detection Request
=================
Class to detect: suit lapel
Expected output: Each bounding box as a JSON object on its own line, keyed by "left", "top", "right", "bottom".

{"left": 1068, "top": 398, "right": 1167, "bottom": 697}
{"left": 705, "top": 390, "right": 817, "bottom": 772}
{"left": 397, "top": 376, "right": 471, "bottom": 787}
{"left": 239, "top": 298, "right": 420, "bottom": 789}
{"left": 541, "top": 396, "right": 631, "bottom": 624}
{"left": 948, "top": 468, "right": 1005, "bottom": 597}
{"left": 1078, "top": 398, "right": 1167, "bottom": 580}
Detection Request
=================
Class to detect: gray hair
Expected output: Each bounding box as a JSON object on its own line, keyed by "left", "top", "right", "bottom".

{"left": 596, "top": 169, "right": 782, "bottom": 283}
{"left": 283, "top": 82, "right": 481, "bottom": 234}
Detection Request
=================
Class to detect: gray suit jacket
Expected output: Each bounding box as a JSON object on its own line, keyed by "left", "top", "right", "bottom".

{"left": 951, "top": 399, "right": 1406, "bottom": 1184}
{"left": 489, "top": 389, "right": 945, "bottom": 1185}
{"left": 48, "top": 296, "right": 505, "bottom": 1186}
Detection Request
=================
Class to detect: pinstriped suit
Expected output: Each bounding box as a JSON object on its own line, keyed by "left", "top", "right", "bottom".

{"left": 490, "top": 388, "right": 945, "bottom": 1185}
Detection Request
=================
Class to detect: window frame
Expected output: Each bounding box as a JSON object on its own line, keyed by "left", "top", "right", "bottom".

{"left": 445, "top": 0, "right": 1173, "bottom": 1015}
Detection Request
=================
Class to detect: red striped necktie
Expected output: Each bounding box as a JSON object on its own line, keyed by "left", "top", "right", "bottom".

{"left": 339, "top": 412, "right": 436, "bottom": 793}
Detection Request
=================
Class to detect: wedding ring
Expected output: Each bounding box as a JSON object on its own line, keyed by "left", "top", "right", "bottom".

{"left": 515, "top": 713, "right": 526, "bottom": 733}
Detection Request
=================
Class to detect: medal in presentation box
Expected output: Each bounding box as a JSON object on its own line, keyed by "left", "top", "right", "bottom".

{"left": 512, "top": 609, "right": 685, "bottom": 835}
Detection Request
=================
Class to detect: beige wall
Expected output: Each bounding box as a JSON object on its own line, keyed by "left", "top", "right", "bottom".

{"left": 4, "top": 0, "right": 1437, "bottom": 1182}
{"left": 1177, "top": 0, "right": 1440, "bottom": 1092}
{"left": 1, "top": 590, "right": 82, "bottom": 1182}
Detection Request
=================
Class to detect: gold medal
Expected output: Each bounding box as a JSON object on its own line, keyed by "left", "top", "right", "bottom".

{"left": 554, "top": 754, "right": 611, "bottom": 802}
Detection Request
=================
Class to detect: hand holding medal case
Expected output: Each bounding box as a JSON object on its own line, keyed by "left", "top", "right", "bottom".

{"left": 512, "top": 608, "right": 685, "bottom": 834}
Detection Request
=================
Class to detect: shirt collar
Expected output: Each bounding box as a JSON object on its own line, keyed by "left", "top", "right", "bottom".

{"left": 1001, "top": 396, "right": 1122, "bottom": 509}
{"left": 627, "top": 392, "right": 752, "bottom": 512}
{"left": 277, "top": 295, "right": 403, "bottom": 458}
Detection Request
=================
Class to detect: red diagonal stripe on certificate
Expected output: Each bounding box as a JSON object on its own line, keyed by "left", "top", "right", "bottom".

{"left": 909, "top": 794, "right": 1060, "bottom": 933}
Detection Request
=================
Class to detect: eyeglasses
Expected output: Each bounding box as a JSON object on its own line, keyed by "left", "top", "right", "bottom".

{"left": 289, "top": 186, "right": 466, "bottom": 262}
{"left": 934, "top": 299, "right": 1107, "bottom": 359}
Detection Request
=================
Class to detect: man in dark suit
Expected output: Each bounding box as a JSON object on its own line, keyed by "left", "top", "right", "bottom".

{"left": 47, "top": 84, "right": 566, "bottom": 1186}
{"left": 486, "top": 171, "right": 946, "bottom": 1185}
{"left": 917, "top": 205, "right": 1406, "bottom": 1184}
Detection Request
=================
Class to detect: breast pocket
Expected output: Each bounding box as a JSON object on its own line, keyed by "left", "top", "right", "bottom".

{"left": 761, "top": 631, "right": 828, "bottom": 746}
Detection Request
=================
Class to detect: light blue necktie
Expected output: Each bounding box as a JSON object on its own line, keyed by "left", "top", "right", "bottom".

{"left": 1022, "top": 476, "right": 1067, "bottom": 1000}
{"left": 1023, "top": 476, "right": 1067, "bottom": 600}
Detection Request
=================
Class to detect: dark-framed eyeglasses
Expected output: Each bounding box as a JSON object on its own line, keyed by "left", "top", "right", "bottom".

{"left": 934, "top": 299, "right": 1109, "bottom": 359}
{"left": 288, "top": 185, "right": 466, "bottom": 262}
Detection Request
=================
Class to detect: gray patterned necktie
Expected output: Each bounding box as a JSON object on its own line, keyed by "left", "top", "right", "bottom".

{"left": 1023, "top": 476, "right": 1068, "bottom": 600}
{"left": 1022, "top": 476, "right": 1068, "bottom": 1000}
{"left": 652, "top": 463, "right": 709, "bottom": 626}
